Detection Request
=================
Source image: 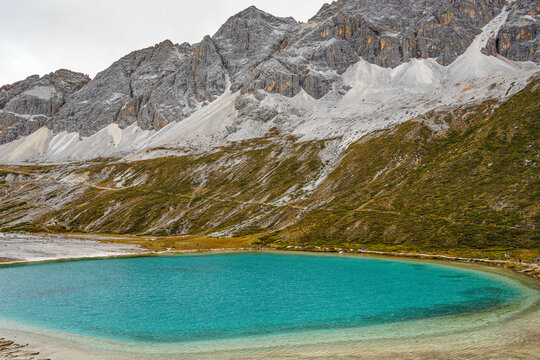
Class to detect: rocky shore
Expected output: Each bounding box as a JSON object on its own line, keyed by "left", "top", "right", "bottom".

{"left": 337, "top": 248, "right": 540, "bottom": 280}
{"left": 0, "top": 338, "right": 47, "bottom": 360}
{"left": 0, "top": 232, "right": 145, "bottom": 264}
{"left": 374, "top": 251, "right": 540, "bottom": 280}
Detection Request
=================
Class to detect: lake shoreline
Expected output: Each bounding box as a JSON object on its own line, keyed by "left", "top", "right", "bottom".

{"left": 1, "top": 235, "right": 539, "bottom": 359}
{"left": 1, "top": 231, "right": 537, "bottom": 282}
{"left": 1, "top": 244, "right": 538, "bottom": 284}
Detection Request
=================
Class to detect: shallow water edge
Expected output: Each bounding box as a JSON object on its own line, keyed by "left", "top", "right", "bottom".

{"left": 0, "top": 251, "right": 539, "bottom": 359}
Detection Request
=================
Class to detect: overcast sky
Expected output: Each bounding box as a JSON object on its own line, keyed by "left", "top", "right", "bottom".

{"left": 0, "top": 0, "right": 327, "bottom": 85}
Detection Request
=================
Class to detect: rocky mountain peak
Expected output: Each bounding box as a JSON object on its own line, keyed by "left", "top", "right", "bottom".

{"left": 0, "top": 0, "right": 538, "bottom": 152}
{"left": 309, "top": 0, "right": 349, "bottom": 22}
{"left": 212, "top": 5, "right": 300, "bottom": 90}
{"left": 234, "top": 5, "right": 275, "bottom": 18}
{"left": 217, "top": 5, "right": 298, "bottom": 36}
{"left": 230, "top": 5, "right": 297, "bottom": 24}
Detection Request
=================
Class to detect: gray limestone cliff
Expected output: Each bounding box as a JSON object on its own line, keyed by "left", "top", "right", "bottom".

{"left": 484, "top": 0, "right": 539, "bottom": 62}
{"left": 0, "top": 69, "right": 89, "bottom": 143}
{"left": 1, "top": 0, "right": 538, "bottom": 144}
{"left": 240, "top": 0, "right": 507, "bottom": 100}
{"left": 48, "top": 38, "right": 227, "bottom": 136}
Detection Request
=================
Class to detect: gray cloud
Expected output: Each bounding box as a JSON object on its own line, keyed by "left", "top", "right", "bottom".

{"left": 0, "top": 0, "right": 326, "bottom": 85}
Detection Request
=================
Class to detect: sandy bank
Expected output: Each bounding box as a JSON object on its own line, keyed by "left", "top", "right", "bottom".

{"left": 0, "top": 232, "right": 146, "bottom": 264}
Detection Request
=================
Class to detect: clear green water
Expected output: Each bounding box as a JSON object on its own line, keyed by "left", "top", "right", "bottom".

{"left": 0, "top": 253, "right": 522, "bottom": 344}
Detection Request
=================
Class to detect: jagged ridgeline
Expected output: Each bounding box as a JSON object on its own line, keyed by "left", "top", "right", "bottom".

{"left": 1, "top": 0, "right": 538, "bottom": 147}
{"left": 0, "top": 0, "right": 538, "bottom": 252}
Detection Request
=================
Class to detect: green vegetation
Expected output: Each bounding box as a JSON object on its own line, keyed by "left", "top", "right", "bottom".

{"left": 0, "top": 77, "right": 538, "bottom": 254}
{"left": 283, "top": 77, "right": 540, "bottom": 251}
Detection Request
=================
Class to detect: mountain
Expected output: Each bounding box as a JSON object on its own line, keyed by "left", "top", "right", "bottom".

{"left": 0, "top": 0, "right": 538, "bottom": 252}
{"left": 1, "top": 0, "right": 538, "bottom": 154}
{"left": 1, "top": 76, "right": 538, "bottom": 252}
{"left": 0, "top": 69, "right": 89, "bottom": 144}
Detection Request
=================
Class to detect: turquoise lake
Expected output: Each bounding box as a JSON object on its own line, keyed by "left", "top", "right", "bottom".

{"left": 0, "top": 253, "right": 522, "bottom": 344}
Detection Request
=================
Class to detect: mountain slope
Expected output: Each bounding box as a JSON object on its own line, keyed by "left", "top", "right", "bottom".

{"left": 0, "top": 75, "right": 538, "bottom": 252}
{"left": 0, "top": 4, "right": 537, "bottom": 164}
{"left": 0, "top": 0, "right": 538, "bottom": 157}
{"left": 280, "top": 75, "right": 540, "bottom": 250}
{"left": 0, "top": 0, "right": 538, "bottom": 253}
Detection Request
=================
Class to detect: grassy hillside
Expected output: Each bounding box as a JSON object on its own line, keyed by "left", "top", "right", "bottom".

{"left": 0, "top": 76, "right": 538, "bottom": 253}
{"left": 0, "top": 138, "right": 325, "bottom": 235}
{"left": 278, "top": 76, "right": 539, "bottom": 252}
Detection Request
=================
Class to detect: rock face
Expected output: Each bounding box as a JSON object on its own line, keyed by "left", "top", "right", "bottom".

{"left": 238, "top": 0, "right": 506, "bottom": 100}
{"left": 1, "top": 0, "right": 539, "bottom": 145}
{"left": 212, "top": 6, "right": 300, "bottom": 92}
{"left": 0, "top": 69, "right": 89, "bottom": 116}
{"left": 49, "top": 39, "right": 227, "bottom": 136}
{"left": 0, "top": 69, "right": 89, "bottom": 143}
{"left": 0, "top": 112, "right": 47, "bottom": 145}
{"left": 485, "top": 0, "right": 540, "bottom": 62}
{"left": 309, "top": 0, "right": 506, "bottom": 67}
